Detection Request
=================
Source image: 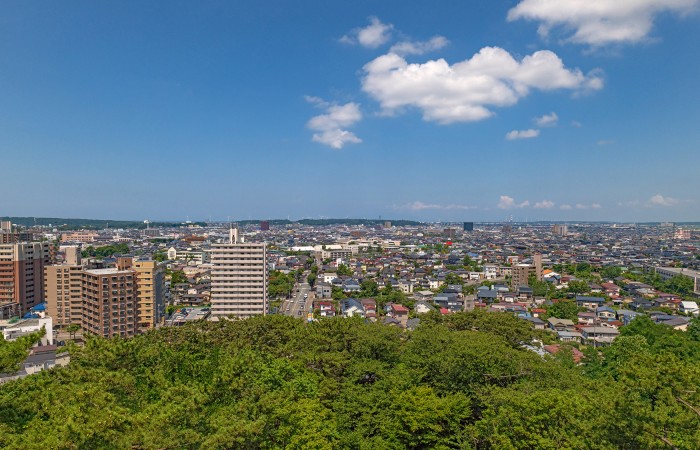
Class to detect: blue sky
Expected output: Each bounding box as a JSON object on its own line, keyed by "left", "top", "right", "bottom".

{"left": 1, "top": 0, "right": 699, "bottom": 222}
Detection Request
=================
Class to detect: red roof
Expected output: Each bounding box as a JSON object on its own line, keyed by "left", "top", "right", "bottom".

{"left": 439, "top": 308, "right": 450, "bottom": 315}
{"left": 391, "top": 304, "right": 409, "bottom": 313}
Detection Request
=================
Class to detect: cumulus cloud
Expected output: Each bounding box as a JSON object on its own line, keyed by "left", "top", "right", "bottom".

{"left": 507, "top": 0, "right": 699, "bottom": 46}
{"left": 389, "top": 36, "right": 449, "bottom": 55}
{"left": 573, "top": 203, "right": 603, "bottom": 209}
{"left": 534, "top": 112, "right": 558, "bottom": 127}
{"left": 560, "top": 204, "right": 573, "bottom": 210}
{"left": 506, "top": 129, "right": 540, "bottom": 140}
{"left": 534, "top": 200, "right": 555, "bottom": 209}
{"left": 307, "top": 100, "right": 363, "bottom": 149}
{"left": 362, "top": 46, "right": 603, "bottom": 124}
{"left": 571, "top": 120, "right": 583, "bottom": 128}
{"left": 400, "top": 201, "right": 476, "bottom": 211}
{"left": 341, "top": 17, "right": 393, "bottom": 48}
{"left": 498, "top": 195, "right": 530, "bottom": 209}
{"left": 649, "top": 194, "right": 679, "bottom": 207}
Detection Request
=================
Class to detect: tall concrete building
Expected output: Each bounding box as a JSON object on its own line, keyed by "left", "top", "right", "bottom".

{"left": 552, "top": 224, "right": 568, "bottom": 236}
{"left": 0, "top": 221, "right": 33, "bottom": 244}
{"left": 463, "top": 222, "right": 474, "bottom": 232}
{"left": 511, "top": 254, "right": 543, "bottom": 289}
{"left": 211, "top": 228, "right": 268, "bottom": 319}
{"left": 0, "top": 241, "right": 49, "bottom": 313}
{"left": 132, "top": 259, "right": 166, "bottom": 330}
{"left": 45, "top": 263, "right": 84, "bottom": 328}
{"left": 81, "top": 268, "right": 137, "bottom": 338}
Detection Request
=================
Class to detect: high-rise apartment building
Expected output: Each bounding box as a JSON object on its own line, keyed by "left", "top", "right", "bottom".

{"left": 552, "top": 224, "right": 568, "bottom": 236}
{"left": 45, "top": 263, "right": 83, "bottom": 328}
{"left": 511, "top": 253, "right": 543, "bottom": 289}
{"left": 132, "top": 259, "right": 166, "bottom": 330}
{"left": 0, "top": 242, "right": 49, "bottom": 313}
{"left": 260, "top": 220, "right": 270, "bottom": 231}
{"left": 211, "top": 229, "right": 267, "bottom": 319}
{"left": 463, "top": 222, "right": 474, "bottom": 232}
{"left": 81, "top": 268, "right": 137, "bottom": 338}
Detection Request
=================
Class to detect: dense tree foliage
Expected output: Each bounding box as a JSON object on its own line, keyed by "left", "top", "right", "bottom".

{"left": 1, "top": 313, "right": 699, "bottom": 448}
{"left": 336, "top": 264, "right": 353, "bottom": 276}
{"left": 168, "top": 269, "right": 188, "bottom": 285}
{"left": 0, "top": 331, "right": 43, "bottom": 373}
{"left": 544, "top": 300, "right": 584, "bottom": 321}
{"left": 624, "top": 271, "right": 697, "bottom": 300}
{"left": 268, "top": 271, "right": 295, "bottom": 299}
{"left": 81, "top": 243, "right": 130, "bottom": 258}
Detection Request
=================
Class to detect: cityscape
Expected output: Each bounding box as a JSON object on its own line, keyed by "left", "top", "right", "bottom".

{"left": 2, "top": 1, "right": 700, "bottom": 448}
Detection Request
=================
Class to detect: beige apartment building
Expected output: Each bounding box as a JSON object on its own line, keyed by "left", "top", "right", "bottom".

{"left": 45, "top": 264, "right": 84, "bottom": 328}
{"left": 211, "top": 229, "right": 267, "bottom": 319}
{"left": 511, "top": 253, "right": 543, "bottom": 289}
{"left": 61, "top": 231, "right": 99, "bottom": 243}
{"left": 132, "top": 259, "right": 166, "bottom": 330}
{"left": 81, "top": 268, "right": 137, "bottom": 338}
{"left": 0, "top": 242, "right": 49, "bottom": 313}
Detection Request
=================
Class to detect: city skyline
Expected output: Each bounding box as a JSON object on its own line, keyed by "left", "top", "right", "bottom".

{"left": 1, "top": 1, "right": 699, "bottom": 221}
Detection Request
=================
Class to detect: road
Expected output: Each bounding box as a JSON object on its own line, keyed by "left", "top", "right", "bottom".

{"left": 280, "top": 280, "right": 314, "bottom": 319}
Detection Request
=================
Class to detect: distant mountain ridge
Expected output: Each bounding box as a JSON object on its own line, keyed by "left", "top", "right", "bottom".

{"left": 1, "top": 217, "right": 423, "bottom": 229}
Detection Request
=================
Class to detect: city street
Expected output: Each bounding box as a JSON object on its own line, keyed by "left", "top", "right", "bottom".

{"left": 280, "top": 279, "right": 314, "bottom": 319}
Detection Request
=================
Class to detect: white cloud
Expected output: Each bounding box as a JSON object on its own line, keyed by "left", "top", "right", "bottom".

{"left": 341, "top": 17, "right": 393, "bottom": 48}
{"left": 400, "top": 201, "right": 476, "bottom": 211}
{"left": 362, "top": 46, "right": 603, "bottom": 124}
{"left": 591, "top": 203, "right": 602, "bottom": 209}
{"left": 574, "top": 203, "right": 603, "bottom": 209}
{"left": 307, "top": 101, "right": 363, "bottom": 149}
{"left": 649, "top": 194, "right": 679, "bottom": 207}
{"left": 534, "top": 112, "right": 558, "bottom": 127}
{"left": 571, "top": 120, "right": 583, "bottom": 128}
{"left": 498, "top": 195, "right": 530, "bottom": 209}
{"left": 597, "top": 139, "right": 616, "bottom": 146}
{"left": 507, "top": 0, "right": 699, "bottom": 46}
{"left": 506, "top": 129, "right": 540, "bottom": 140}
{"left": 534, "top": 200, "right": 555, "bottom": 209}
{"left": 560, "top": 204, "right": 573, "bottom": 210}
{"left": 389, "top": 36, "right": 449, "bottom": 56}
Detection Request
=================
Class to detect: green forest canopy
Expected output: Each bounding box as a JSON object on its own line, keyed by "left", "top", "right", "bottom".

{"left": 1, "top": 312, "right": 700, "bottom": 449}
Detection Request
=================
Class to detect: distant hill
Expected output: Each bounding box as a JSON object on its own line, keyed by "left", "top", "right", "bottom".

{"left": 2, "top": 217, "right": 422, "bottom": 230}
{"left": 1, "top": 217, "right": 205, "bottom": 230}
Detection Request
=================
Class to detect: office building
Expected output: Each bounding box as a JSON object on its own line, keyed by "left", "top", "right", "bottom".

{"left": 211, "top": 228, "right": 268, "bottom": 319}
{"left": 81, "top": 268, "right": 137, "bottom": 338}
{"left": 443, "top": 228, "right": 456, "bottom": 240}
{"left": 463, "top": 222, "right": 474, "bottom": 232}
{"left": 0, "top": 242, "right": 49, "bottom": 313}
{"left": 0, "top": 220, "right": 33, "bottom": 244}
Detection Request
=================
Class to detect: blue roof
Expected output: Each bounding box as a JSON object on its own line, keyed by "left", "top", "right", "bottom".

{"left": 23, "top": 313, "right": 40, "bottom": 319}
{"left": 30, "top": 303, "right": 47, "bottom": 312}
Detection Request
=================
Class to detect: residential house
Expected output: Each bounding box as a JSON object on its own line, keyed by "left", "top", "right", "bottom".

{"left": 340, "top": 298, "right": 365, "bottom": 318}
{"left": 576, "top": 296, "right": 606, "bottom": 310}
{"left": 581, "top": 326, "right": 619, "bottom": 345}
{"left": 595, "top": 306, "right": 617, "bottom": 321}
{"left": 680, "top": 301, "right": 699, "bottom": 316}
